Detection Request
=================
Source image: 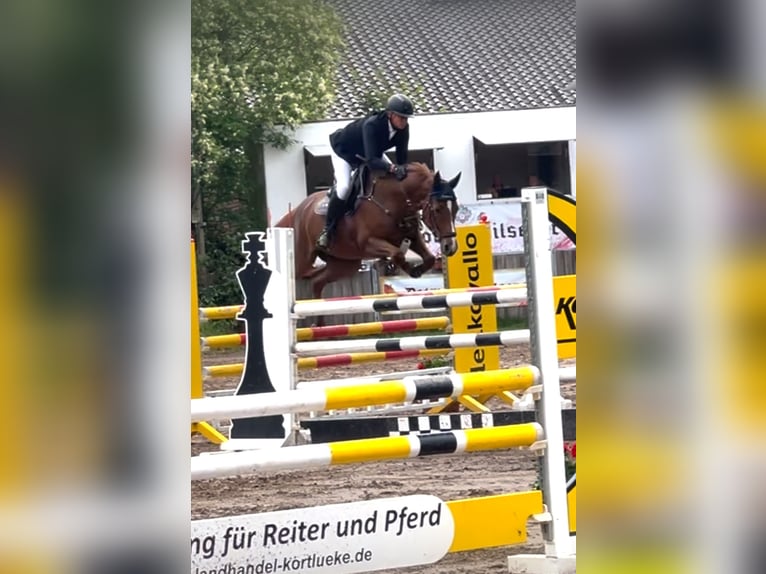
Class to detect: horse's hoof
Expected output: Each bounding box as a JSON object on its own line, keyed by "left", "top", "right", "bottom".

{"left": 409, "top": 265, "right": 424, "bottom": 278}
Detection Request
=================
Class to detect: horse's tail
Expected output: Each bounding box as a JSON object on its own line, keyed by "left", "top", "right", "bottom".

{"left": 274, "top": 209, "right": 295, "bottom": 228}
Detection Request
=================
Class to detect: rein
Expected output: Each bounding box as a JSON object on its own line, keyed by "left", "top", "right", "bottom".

{"left": 365, "top": 175, "right": 429, "bottom": 234}
{"left": 363, "top": 170, "right": 456, "bottom": 241}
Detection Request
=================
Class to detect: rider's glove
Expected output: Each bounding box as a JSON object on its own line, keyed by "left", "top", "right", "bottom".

{"left": 390, "top": 164, "right": 407, "bottom": 181}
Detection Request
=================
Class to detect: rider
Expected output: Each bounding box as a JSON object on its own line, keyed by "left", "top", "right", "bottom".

{"left": 315, "top": 93, "right": 414, "bottom": 251}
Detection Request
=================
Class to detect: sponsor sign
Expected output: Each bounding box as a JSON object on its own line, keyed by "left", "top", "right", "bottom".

{"left": 553, "top": 275, "right": 576, "bottom": 359}
{"left": 446, "top": 225, "right": 500, "bottom": 372}
{"left": 423, "top": 200, "right": 575, "bottom": 256}
{"left": 191, "top": 496, "right": 454, "bottom": 574}
{"left": 381, "top": 269, "right": 526, "bottom": 295}
{"left": 546, "top": 190, "right": 577, "bottom": 533}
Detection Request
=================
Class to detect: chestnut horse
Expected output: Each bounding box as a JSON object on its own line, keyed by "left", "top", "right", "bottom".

{"left": 275, "top": 162, "right": 461, "bottom": 304}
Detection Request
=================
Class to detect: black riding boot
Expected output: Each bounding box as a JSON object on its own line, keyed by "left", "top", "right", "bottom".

{"left": 316, "top": 193, "right": 346, "bottom": 251}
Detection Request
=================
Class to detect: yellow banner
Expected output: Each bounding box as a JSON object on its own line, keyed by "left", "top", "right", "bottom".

{"left": 446, "top": 225, "right": 500, "bottom": 373}
{"left": 553, "top": 275, "right": 576, "bottom": 359}
{"left": 568, "top": 483, "right": 577, "bottom": 534}
{"left": 448, "top": 226, "right": 576, "bottom": 362}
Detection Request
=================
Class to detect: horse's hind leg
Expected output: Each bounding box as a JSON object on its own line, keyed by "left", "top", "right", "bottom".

{"left": 308, "top": 269, "right": 332, "bottom": 328}
{"left": 302, "top": 263, "right": 325, "bottom": 280}
{"left": 292, "top": 229, "right": 323, "bottom": 280}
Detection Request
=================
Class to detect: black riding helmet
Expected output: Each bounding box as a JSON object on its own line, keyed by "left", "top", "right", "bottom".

{"left": 386, "top": 94, "right": 414, "bottom": 117}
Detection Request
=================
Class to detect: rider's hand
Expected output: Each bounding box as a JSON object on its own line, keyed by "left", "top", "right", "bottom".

{"left": 390, "top": 164, "right": 407, "bottom": 181}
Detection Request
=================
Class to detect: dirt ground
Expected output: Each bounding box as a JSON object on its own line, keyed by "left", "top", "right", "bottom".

{"left": 192, "top": 345, "right": 576, "bottom": 573}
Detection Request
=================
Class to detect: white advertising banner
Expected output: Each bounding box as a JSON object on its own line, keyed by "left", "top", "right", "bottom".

{"left": 423, "top": 201, "right": 575, "bottom": 256}
{"left": 382, "top": 269, "right": 527, "bottom": 295}
{"left": 192, "top": 496, "right": 454, "bottom": 574}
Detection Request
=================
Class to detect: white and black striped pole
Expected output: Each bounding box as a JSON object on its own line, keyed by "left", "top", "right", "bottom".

{"left": 292, "top": 288, "right": 527, "bottom": 317}
{"left": 293, "top": 329, "right": 530, "bottom": 356}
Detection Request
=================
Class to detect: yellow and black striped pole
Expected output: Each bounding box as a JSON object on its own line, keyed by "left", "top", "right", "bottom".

{"left": 192, "top": 367, "right": 540, "bottom": 422}
{"left": 191, "top": 422, "right": 544, "bottom": 480}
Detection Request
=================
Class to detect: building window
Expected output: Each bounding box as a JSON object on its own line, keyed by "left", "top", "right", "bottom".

{"left": 473, "top": 138, "right": 572, "bottom": 200}
{"left": 303, "top": 150, "right": 333, "bottom": 196}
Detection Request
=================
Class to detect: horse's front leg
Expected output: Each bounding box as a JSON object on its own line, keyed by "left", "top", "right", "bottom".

{"left": 364, "top": 237, "right": 416, "bottom": 276}
{"left": 405, "top": 233, "right": 436, "bottom": 278}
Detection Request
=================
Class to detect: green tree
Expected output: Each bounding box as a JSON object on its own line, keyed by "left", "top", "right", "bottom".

{"left": 192, "top": 0, "right": 344, "bottom": 304}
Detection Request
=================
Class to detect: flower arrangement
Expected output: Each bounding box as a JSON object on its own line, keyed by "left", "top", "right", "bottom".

{"left": 533, "top": 441, "right": 576, "bottom": 490}
{"left": 415, "top": 356, "right": 452, "bottom": 369}
{"left": 564, "top": 441, "right": 576, "bottom": 481}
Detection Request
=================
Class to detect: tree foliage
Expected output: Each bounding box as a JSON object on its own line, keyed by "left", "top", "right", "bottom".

{"left": 192, "top": 0, "right": 344, "bottom": 304}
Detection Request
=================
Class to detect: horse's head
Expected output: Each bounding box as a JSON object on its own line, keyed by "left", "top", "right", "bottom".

{"left": 422, "top": 171, "right": 461, "bottom": 257}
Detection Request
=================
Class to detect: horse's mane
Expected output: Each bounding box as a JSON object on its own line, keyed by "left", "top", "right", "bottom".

{"left": 404, "top": 162, "right": 433, "bottom": 188}
{"left": 407, "top": 162, "right": 430, "bottom": 176}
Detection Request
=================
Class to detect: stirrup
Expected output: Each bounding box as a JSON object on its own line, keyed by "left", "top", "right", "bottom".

{"left": 316, "top": 230, "right": 330, "bottom": 250}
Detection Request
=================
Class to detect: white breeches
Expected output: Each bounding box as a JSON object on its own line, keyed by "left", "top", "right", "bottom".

{"left": 330, "top": 150, "right": 353, "bottom": 200}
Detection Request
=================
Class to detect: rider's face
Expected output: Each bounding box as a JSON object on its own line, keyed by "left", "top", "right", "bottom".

{"left": 390, "top": 112, "right": 409, "bottom": 130}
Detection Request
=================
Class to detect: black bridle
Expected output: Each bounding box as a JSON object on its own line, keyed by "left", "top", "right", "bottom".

{"left": 422, "top": 185, "right": 457, "bottom": 241}
{"left": 365, "top": 170, "right": 458, "bottom": 240}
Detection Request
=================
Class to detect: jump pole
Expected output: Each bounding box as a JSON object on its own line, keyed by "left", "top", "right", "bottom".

{"left": 293, "top": 329, "right": 530, "bottom": 356}
{"left": 295, "top": 316, "right": 451, "bottom": 340}
{"left": 191, "top": 422, "right": 544, "bottom": 480}
{"left": 202, "top": 348, "right": 452, "bottom": 379}
{"left": 295, "top": 348, "right": 450, "bottom": 370}
{"left": 292, "top": 288, "right": 527, "bottom": 317}
{"left": 191, "top": 367, "right": 539, "bottom": 423}
{"left": 200, "top": 316, "right": 451, "bottom": 350}
{"left": 200, "top": 284, "right": 526, "bottom": 321}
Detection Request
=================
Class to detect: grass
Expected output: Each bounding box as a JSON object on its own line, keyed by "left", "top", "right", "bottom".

{"left": 199, "top": 320, "right": 242, "bottom": 337}
{"left": 496, "top": 316, "right": 528, "bottom": 330}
